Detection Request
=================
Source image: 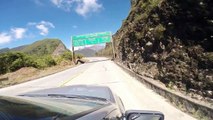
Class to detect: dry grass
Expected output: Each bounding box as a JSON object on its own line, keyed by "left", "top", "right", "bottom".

{"left": 0, "top": 62, "right": 76, "bottom": 88}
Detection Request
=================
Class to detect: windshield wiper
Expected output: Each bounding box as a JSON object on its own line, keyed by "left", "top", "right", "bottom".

{"left": 47, "top": 94, "right": 107, "bottom": 101}
{"left": 20, "top": 94, "right": 107, "bottom": 102}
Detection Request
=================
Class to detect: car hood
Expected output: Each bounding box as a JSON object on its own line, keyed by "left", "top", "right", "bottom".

{"left": 21, "top": 85, "right": 116, "bottom": 103}
{"left": 0, "top": 95, "right": 110, "bottom": 120}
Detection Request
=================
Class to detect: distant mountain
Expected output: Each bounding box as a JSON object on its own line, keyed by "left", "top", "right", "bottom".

{"left": 0, "top": 39, "right": 69, "bottom": 56}
{"left": 0, "top": 45, "right": 28, "bottom": 53}
{"left": 75, "top": 48, "right": 97, "bottom": 57}
{"left": 0, "top": 48, "right": 10, "bottom": 53}
{"left": 86, "top": 45, "right": 105, "bottom": 52}
{"left": 11, "top": 45, "right": 29, "bottom": 51}
{"left": 75, "top": 45, "right": 105, "bottom": 57}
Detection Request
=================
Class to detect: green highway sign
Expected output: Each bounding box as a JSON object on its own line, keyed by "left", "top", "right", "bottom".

{"left": 73, "top": 39, "right": 85, "bottom": 47}
{"left": 72, "top": 32, "right": 111, "bottom": 47}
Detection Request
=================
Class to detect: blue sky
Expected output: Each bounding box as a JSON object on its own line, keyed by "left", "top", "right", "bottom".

{"left": 0, "top": 0, "right": 130, "bottom": 49}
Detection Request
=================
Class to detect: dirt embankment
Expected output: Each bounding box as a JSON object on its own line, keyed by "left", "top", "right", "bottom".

{"left": 0, "top": 61, "right": 75, "bottom": 88}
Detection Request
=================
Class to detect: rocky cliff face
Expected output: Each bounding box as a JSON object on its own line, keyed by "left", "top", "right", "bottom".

{"left": 112, "top": 0, "right": 213, "bottom": 101}
{"left": 52, "top": 43, "right": 68, "bottom": 56}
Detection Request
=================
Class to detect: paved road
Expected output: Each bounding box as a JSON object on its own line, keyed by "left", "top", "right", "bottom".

{"left": 0, "top": 57, "right": 196, "bottom": 120}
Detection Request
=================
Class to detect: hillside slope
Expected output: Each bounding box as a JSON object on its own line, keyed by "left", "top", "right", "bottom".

{"left": 20, "top": 39, "right": 68, "bottom": 56}
{"left": 0, "top": 39, "right": 69, "bottom": 56}
{"left": 11, "top": 45, "right": 29, "bottom": 51}
{"left": 0, "top": 39, "right": 73, "bottom": 75}
{"left": 105, "top": 0, "right": 213, "bottom": 100}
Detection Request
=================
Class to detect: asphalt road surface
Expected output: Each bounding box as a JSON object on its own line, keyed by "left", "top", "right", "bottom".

{"left": 0, "top": 57, "right": 196, "bottom": 120}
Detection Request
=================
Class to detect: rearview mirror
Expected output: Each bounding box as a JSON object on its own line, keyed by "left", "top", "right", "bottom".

{"left": 126, "top": 110, "right": 164, "bottom": 120}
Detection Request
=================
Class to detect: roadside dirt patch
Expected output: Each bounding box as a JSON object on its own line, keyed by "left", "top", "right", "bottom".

{"left": 0, "top": 64, "right": 75, "bottom": 88}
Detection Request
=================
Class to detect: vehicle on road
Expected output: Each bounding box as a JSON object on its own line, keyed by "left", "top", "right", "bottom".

{"left": 0, "top": 85, "right": 164, "bottom": 120}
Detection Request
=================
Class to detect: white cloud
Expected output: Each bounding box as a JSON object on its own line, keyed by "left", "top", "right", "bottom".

{"left": 0, "top": 33, "right": 12, "bottom": 44}
{"left": 50, "top": 0, "right": 102, "bottom": 17}
{"left": 11, "top": 28, "right": 26, "bottom": 39}
{"left": 40, "top": 21, "right": 55, "bottom": 28}
{"left": 0, "top": 28, "right": 26, "bottom": 45}
{"left": 75, "top": 0, "right": 102, "bottom": 17}
{"left": 51, "top": 0, "right": 60, "bottom": 7}
{"left": 29, "top": 21, "right": 55, "bottom": 36}
{"left": 0, "top": 21, "right": 55, "bottom": 45}
{"left": 50, "top": 0, "right": 74, "bottom": 11}
{"left": 36, "top": 24, "right": 49, "bottom": 36}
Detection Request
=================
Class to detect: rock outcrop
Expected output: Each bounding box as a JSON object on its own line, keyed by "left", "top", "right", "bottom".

{"left": 111, "top": 0, "right": 213, "bottom": 101}
{"left": 52, "top": 43, "right": 68, "bottom": 56}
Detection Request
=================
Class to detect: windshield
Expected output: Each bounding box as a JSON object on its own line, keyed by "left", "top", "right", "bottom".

{"left": 0, "top": 96, "right": 107, "bottom": 120}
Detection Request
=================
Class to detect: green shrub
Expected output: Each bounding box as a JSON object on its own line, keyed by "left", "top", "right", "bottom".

{"left": 24, "top": 56, "right": 38, "bottom": 68}
{"left": 61, "top": 51, "right": 73, "bottom": 60}
{"left": 0, "top": 54, "right": 9, "bottom": 74}
{"left": 0, "top": 52, "right": 28, "bottom": 73}
{"left": 54, "top": 56, "right": 63, "bottom": 64}
{"left": 34, "top": 58, "right": 47, "bottom": 69}
{"left": 10, "top": 58, "right": 25, "bottom": 71}
{"left": 34, "top": 55, "right": 56, "bottom": 69}
{"left": 60, "top": 51, "right": 83, "bottom": 60}
{"left": 75, "top": 54, "right": 84, "bottom": 59}
{"left": 9, "top": 53, "right": 38, "bottom": 71}
{"left": 0, "top": 52, "right": 57, "bottom": 74}
{"left": 44, "top": 55, "right": 56, "bottom": 67}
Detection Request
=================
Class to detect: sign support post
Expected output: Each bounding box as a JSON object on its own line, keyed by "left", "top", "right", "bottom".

{"left": 110, "top": 32, "right": 116, "bottom": 59}
{"left": 71, "top": 37, "right": 75, "bottom": 63}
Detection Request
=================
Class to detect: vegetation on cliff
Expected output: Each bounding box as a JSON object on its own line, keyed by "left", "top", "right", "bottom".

{"left": 0, "top": 39, "right": 67, "bottom": 55}
{"left": 102, "top": 0, "right": 213, "bottom": 100}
